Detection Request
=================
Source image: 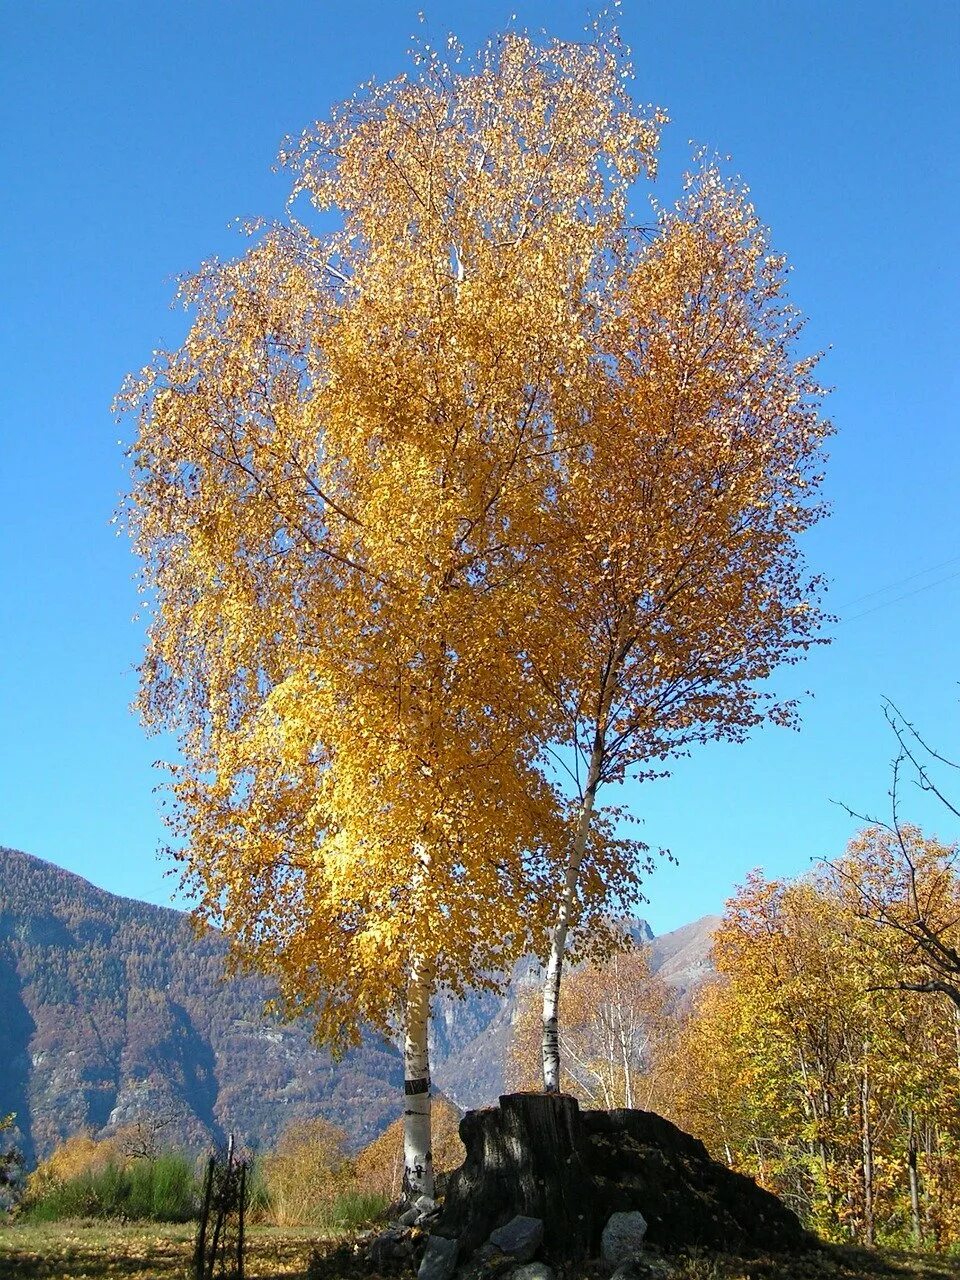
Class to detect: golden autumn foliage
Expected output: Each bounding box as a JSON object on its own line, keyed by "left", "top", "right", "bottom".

{"left": 509, "top": 944, "right": 673, "bottom": 1108}
{"left": 662, "top": 835, "right": 960, "bottom": 1249}
{"left": 836, "top": 823, "right": 960, "bottom": 1006}
{"left": 121, "top": 25, "right": 663, "bottom": 1049}
{"left": 256, "top": 1117, "right": 352, "bottom": 1227}
{"left": 23, "top": 1125, "right": 181, "bottom": 1205}
{"left": 25, "top": 1134, "right": 110, "bottom": 1202}
{"left": 120, "top": 25, "right": 669, "bottom": 1192}
{"left": 253, "top": 1102, "right": 463, "bottom": 1223}
{"left": 534, "top": 157, "right": 830, "bottom": 1088}
{"left": 121, "top": 20, "right": 830, "bottom": 1179}
{"left": 542, "top": 166, "right": 831, "bottom": 788}
{"left": 352, "top": 1097, "right": 464, "bottom": 1203}
{"left": 23, "top": 1127, "right": 165, "bottom": 1202}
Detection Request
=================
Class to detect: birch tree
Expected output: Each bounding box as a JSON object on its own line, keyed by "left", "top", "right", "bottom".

{"left": 534, "top": 165, "right": 832, "bottom": 1090}
{"left": 121, "top": 29, "right": 662, "bottom": 1198}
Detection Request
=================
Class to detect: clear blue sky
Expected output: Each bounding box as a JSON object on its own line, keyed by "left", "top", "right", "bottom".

{"left": 1, "top": 1, "right": 958, "bottom": 934}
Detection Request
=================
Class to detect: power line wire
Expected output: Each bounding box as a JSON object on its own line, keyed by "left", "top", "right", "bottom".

{"left": 839, "top": 568, "right": 960, "bottom": 624}
{"left": 835, "top": 553, "right": 960, "bottom": 612}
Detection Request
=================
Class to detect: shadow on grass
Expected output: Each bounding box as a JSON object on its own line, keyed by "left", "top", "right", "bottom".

{"left": 3, "top": 1230, "right": 960, "bottom": 1280}
{"left": 0, "top": 1239, "right": 186, "bottom": 1280}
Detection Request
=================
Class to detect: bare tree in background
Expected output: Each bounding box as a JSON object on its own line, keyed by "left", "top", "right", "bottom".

{"left": 834, "top": 699, "right": 960, "bottom": 1010}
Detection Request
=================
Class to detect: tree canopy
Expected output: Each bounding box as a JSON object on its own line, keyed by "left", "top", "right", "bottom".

{"left": 122, "top": 22, "right": 830, "bottom": 1192}
{"left": 123, "top": 28, "right": 668, "bottom": 1194}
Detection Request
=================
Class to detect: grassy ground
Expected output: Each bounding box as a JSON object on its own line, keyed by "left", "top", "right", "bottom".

{"left": 2, "top": 1221, "right": 960, "bottom": 1280}
{"left": 0, "top": 1219, "right": 320, "bottom": 1279}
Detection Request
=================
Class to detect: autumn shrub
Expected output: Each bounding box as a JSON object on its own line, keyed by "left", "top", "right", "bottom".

{"left": 25, "top": 1132, "right": 114, "bottom": 1202}
{"left": 257, "top": 1117, "right": 354, "bottom": 1227}
{"left": 257, "top": 1107, "right": 459, "bottom": 1228}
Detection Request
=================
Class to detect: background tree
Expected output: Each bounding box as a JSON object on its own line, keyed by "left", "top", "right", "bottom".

{"left": 665, "top": 857, "right": 960, "bottom": 1247}
{"left": 508, "top": 944, "right": 671, "bottom": 1109}
{"left": 122, "top": 28, "right": 662, "bottom": 1198}
{"left": 534, "top": 163, "right": 831, "bottom": 1091}
{"left": 836, "top": 703, "right": 960, "bottom": 1011}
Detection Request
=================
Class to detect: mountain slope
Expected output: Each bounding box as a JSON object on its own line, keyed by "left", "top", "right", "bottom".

{"left": 650, "top": 915, "right": 723, "bottom": 1001}
{"left": 0, "top": 847, "right": 717, "bottom": 1164}
{"left": 0, "top": 847, "right": 401, "bottom": 1164}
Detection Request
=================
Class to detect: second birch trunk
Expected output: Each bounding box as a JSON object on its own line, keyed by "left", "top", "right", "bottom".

{"left": 541, "top": 745, "right": 603, "bottom": 1092}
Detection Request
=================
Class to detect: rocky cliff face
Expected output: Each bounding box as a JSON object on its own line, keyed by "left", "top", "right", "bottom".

{"left": 0, "top": 847, "right": 717, "bottom": 1164}
{"left": 650, "top": 914, "right": 722, "bottom": 1000}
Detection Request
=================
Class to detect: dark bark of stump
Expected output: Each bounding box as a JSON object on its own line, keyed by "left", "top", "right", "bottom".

{"left": 434, "top": 1094, "right": 805, "bottom": 1263}
{"left": 435, "top": 1093, "right": 592, "bottom": 1259}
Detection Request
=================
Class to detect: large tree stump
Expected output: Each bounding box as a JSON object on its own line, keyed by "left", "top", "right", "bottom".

{"left": 436, "top": 1093, "right": 593, "bottom": 1259}
{"left": 433, "top": 1094, "right": 805, "bottom": 1263}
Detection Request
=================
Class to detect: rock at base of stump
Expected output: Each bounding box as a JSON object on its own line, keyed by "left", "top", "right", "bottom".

{"left": 418, "top": 1233, "right": 459, "bottom": 1280}
{"left": 434, "top": 1093, "right": 804, "bottom": 1263}
{"left": 510, "top": 1265, "right": 557, "bottom": 1280}
{"left": 602, "top": 1210, "right": 648, "bottom": 1265}
{"left": 489, "top": 1216, "right": 544, "bottom": 1263}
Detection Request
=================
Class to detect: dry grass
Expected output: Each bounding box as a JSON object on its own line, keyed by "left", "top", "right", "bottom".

{"left": 571, "top": 1246, "right": 960, "bottom": 1280}
{"left": 304, "top": 1239, "right": 960, "bottom": 1280}
{"left": 0, "top": 1219, "right": 320, "bottom": 1279}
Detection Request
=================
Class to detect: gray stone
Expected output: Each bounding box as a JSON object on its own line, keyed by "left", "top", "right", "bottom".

{"left": 399, "top": 1206, "right": 421, "bottom": 1226}
{"left": 368, "top": 1224, "right": 418, "bottom": 1266}
{"left": 416, "top": 1193, "right": 439, "bottom": 1215}
{"left": 418, "top": 1233, "right": 460, "bottom": 1280}
{"left": 601, "top": 1211, "right": 648, "bottom": 1266}
{"left": 510, "top": 1264, "right": 557, "bottom": 1280}
{"left": 488, "top": 1215, "right": 544, "bottom": 1263}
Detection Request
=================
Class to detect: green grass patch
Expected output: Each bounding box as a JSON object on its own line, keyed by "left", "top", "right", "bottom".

{"left": 21, "top": 1153, "right": 199, "bottom": 1223}
{"left": 320, "top": 1189, "right": 388, "bottom": 1231}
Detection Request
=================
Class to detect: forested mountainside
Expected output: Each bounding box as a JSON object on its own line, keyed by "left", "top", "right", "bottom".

{"left": 0, "top": 847, "right": 404, "bottom": 1166}
{"left": 0, "top": 847, "right": 716, "bottom": 1165}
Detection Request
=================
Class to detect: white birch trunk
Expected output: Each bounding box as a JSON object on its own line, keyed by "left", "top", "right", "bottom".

{"left": 403, "top": 954, "right": 435, "bottom": 1200}
{"left": 541, "top": 744, "right": 603, "bottom": 1092}
{"left": 618, "top": 1009, "right": 635, "bottom": 1110}
{"left": 541, "top": 632, "right": 631, "bottom": 1094}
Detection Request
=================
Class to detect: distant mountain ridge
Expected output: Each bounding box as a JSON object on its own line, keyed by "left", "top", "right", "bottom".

{"left": 0, "top": 846, "right": 717, "bottom": 1165}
